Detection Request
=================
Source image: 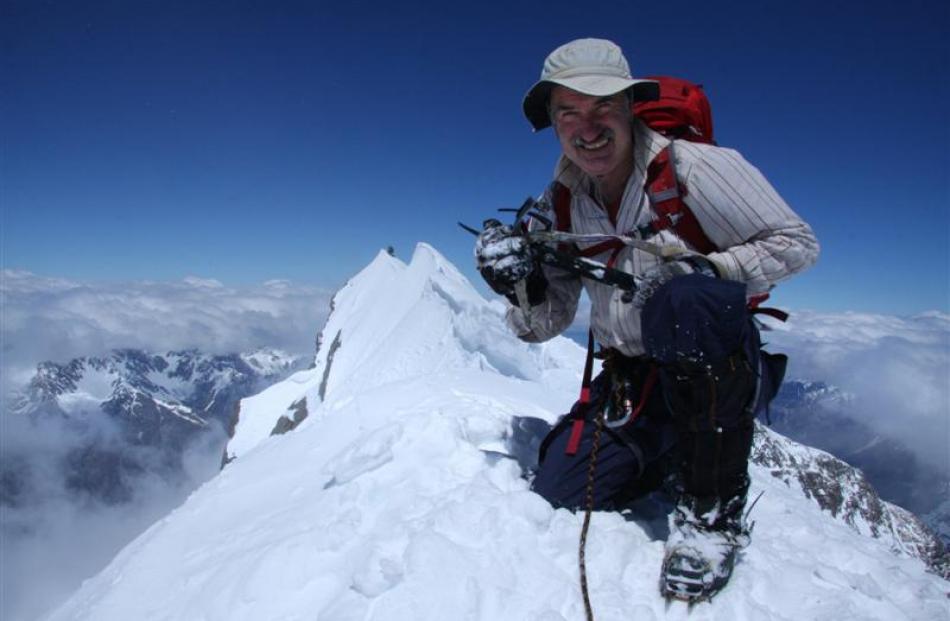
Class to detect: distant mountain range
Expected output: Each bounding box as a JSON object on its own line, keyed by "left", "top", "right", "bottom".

{"left": 767, "top": 379, "right": 950, "bottom": 546}
{"left": 752, "top": 421, "right": 947, "bottom": 577}
{"left": 3, "top": 348, "right": 308, "bottom": 506}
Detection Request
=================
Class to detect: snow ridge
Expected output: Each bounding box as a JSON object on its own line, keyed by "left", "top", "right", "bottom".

{"left": 225, "top": 244, "right": 581, "bottom": 461}
{"left": 48, "top": 244, "right": 949, "bottom": 621}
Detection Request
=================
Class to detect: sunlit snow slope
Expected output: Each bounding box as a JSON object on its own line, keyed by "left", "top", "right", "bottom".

{"left": 47, "top": 244, "right": 948, "bottom": 621}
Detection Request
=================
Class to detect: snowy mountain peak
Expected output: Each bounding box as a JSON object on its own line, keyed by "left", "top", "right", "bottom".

{"left": 312, "top": 242, "right": 492, "bottom": 394}
{"left": 226, "top": 243, "right": 582, "bottom": 461}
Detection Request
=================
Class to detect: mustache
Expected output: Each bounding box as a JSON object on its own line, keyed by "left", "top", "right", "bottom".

{"left": 572, "top": 129, "right": 612, "bottom": 148}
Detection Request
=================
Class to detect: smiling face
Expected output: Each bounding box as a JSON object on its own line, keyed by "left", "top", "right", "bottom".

{"left": 549, "top": 86, "right": 635, "bottom": 189}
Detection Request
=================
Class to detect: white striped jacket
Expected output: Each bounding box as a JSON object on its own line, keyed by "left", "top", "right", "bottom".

{"left": 506, "top": 120, "right": 819, "bottom": 357}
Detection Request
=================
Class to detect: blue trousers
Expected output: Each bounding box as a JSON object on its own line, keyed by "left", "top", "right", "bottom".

{"left": 532, "top": 362, "right": 678, "bottom": 511}
{"left": 532, "top": 275, "right": 775, "bottom": 511}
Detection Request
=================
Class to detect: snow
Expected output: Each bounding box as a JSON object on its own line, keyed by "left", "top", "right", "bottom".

{"left": 152, "top": 398, "right": 205, "bottom": 426}
{"left": 57, "top": 366, "right": 118, "bottom": 414}
{"left": 226, "top": 367, "right": 321, "bottom": 458}
{"left": 145, "top": 368, "right": 193, "bottom": 400}
{"left": 227, "top": 244, "right": 580, "bottom": 462}
{"left": 46, "top": 244, "right": 949, "bottom": 621}
{"left": 240, "top": 348, "right": 298, "bottom": 376}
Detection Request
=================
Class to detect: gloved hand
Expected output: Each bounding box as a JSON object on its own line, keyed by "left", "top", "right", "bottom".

{"left": 475, "top": 220, "right": 547, "bottom": 305}
{"left": 632, "top": 257, "right": 719, "bottom": 309}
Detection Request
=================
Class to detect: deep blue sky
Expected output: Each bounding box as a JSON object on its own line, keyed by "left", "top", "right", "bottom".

{"left": 2, "top": 0, "right": 948, "bottom": 314}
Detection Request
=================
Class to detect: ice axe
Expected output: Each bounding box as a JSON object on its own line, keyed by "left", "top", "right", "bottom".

{"left": 459, "top": 197, "right": 642, "bottom": 298}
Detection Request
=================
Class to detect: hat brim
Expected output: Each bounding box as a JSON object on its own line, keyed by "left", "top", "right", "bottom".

{"left": 522, "top": 77, "right": 659, "bottom": 131}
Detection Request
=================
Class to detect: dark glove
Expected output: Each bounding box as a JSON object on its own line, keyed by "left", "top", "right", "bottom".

{"left": 475, "top": 220, "right": 548, "bottom": 306}
{"left": 632, "top": 256, "right": 719, "bottom": 309}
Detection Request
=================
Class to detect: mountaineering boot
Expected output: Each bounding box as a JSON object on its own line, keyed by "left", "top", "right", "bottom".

{"left": 660, "top": 491, "right": 751, "bottom": 602}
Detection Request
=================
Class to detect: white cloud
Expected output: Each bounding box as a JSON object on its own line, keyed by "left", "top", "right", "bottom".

{"left": 180, "top": 276, "right": 225, "bottom": 288}
{"left": 1, "top": 269, "right": 333, "bottom": 396}
{"left": 0, "top": 410, "right": 226, "bottom": 621}
{"left": 758, "top": 310, "right": 949, "bottom": 472}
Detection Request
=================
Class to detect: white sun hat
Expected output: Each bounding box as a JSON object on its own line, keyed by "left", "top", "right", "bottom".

{"left": 522, "top": 38, "right": 659, "bottom": 131}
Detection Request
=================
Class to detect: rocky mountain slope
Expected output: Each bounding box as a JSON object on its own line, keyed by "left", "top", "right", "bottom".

{"left": 3, "top": 348, "right": 305, "bottom": 505}
{"left": 752, "top": 423, "right": 948, "bottom": 577}
{"left": 768, "top": 379, "right": 950, "bottom": 547}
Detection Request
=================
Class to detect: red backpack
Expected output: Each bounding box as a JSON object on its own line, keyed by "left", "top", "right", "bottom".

{"left": 634, "top": 76, "right": 715, "bottom": 145}
{"left": 552, "top": 76, "right": 717, "bottom": 256}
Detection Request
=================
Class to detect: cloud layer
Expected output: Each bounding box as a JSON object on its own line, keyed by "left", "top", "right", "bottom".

{"left": 1, "top": 269, "right": 332, "bottom": 393}
{"left": 1, "top": 409, "right": 227, "bottom": 621}
{"left": 764, "top": 310, "right": 950, "bottom": 472}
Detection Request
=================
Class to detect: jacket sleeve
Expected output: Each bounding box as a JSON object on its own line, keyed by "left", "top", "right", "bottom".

{"left": 504, "top": 189, "right": 583, "bottom": 342}
{"left": 681, "top": 146, "right": 820, "bottom": 297}
{"left": 506, "top": 261, "right": 582, "bottom": 342}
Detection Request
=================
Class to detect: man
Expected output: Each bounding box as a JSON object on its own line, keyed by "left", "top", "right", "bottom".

{"left": 475, "top": 38, "right": 818, "bottom": 601}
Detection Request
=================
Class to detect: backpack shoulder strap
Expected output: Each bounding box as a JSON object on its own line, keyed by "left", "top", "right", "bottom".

{"left": 550, "top": 181, "right": 578, "bottom": 255}
{"left": 551, "top": 149, "right": 720, "bottom": 258}
{"left": 644, "top": 143, "right": 718, "bottom": 255}
{"left": 552, "top": 181, "right": 572, "bottom": 233}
